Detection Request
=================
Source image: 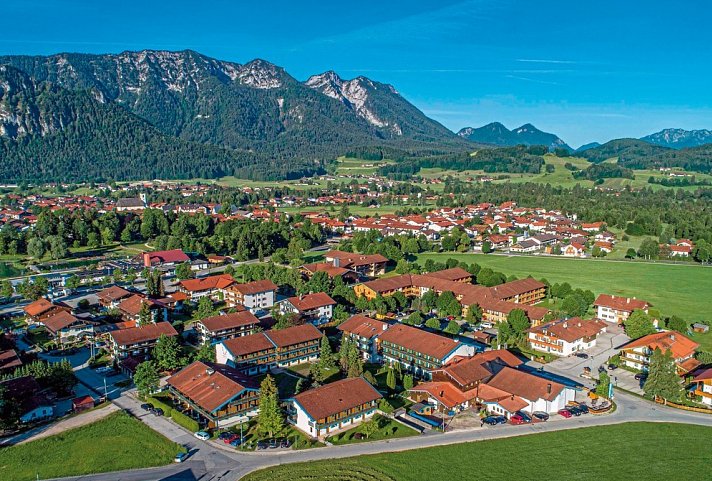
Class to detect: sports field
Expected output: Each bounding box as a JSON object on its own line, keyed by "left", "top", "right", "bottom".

{"left": 241, "top": 422, "right": 712, "bottom": 481}
{"left": 415, "top": 252, "right": 712, "bottom": 320}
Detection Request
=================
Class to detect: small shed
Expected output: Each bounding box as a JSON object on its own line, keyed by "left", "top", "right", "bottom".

{"left": 72, "top": 395, "right": 95, "bottom": 413}
{"left": 692, "top": 323, "right": 709, "bottom": 334}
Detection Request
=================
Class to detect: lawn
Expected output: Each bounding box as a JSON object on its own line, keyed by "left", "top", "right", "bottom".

{"left": 414, "top": 253, "right": 712, "bottom": 320}
{"left": 241, "top": 422, "right": 712, "bottom": 481}
{"left": 326, "top": 415, "right": 418, "bottom": 445}
{"left": 0, "top": 411, "right": 180, "bottom": 481}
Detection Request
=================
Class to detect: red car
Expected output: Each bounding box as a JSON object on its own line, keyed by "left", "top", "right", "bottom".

{"left": 509, "top": 414, "right": 529, "bottom": 425}
{"left": 223, "top": 434, "right": 240, "bottom": 444}
{"left": 558, "top": 409, "right": 573, "bottom": 418}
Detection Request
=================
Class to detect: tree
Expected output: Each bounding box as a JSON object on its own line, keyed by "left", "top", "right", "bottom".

{"left": 360, "top": 416, "right": 381, "bottom": 438}
{"left": 0, "top": 280, "right": 13, "bottom": 299}
{"left": 595, "top": 371, "right": 611, "bottom": 398}
{"left": 257, "top": 375, "right": 284, "bottom": 438}
{"left": 138, "top": 301, "right": 152, "bottom": 327}
{"left": 638, "top": 238, "right": 660, "bottom": 260}
{"left": 420, "top": 290, "right": 438, "bottom": 313}
{"left": 644, "top": 348, "right": 682, "bottom": 402}
{"left": 27, "top": 237, "right": 46, "bottom": 259}
{"left": 317, "top": 335, "right": 335, "bottom": 371}
{"left": 436, "top": 291, "right": 461, "bottom": 318}
{"left": 403, "top": 311, "right": 423, "bottom": 326}
{"left": 444, "top": 320, "right": 461, "bottom": 335}
{"left": 425, "top": 318, "right": 441, "bottom": 330}
{"left": 65, "top": 274, "right": 81, "bottom": 290}
{"left": 625, "top": 248, "right": 637, "bottom": 259}
{"left": 666, "top": 316, "right": 688, "bottom": 333}
{"left": 481, "top": 240, "right": 492, "bottom": 254}
{"left": 134, "top": 361, "right": 160, "bottom": 398}
{"left": 624, "top": 309, "right": 656, "bottom": 339}
{"left": 465, "top": 303, "right": 482, "bottom": 324}
{"left": 195, "top": 296, "right": 214, "bottom": 320}
{"left": 402, "top": 374, "right": 414, "bottom": 391}
{"left": 506, "top": 309, "right": 530, "bottom": 340}
{"left": 561, "top": 293, "right": 588, "bottom": 317}
{"left": 386, "top": 366, "right": 396, "bottom": 391}
{"left": 153, "top": 334, "right": 182, "bottom": 371}
{"left": 175, "top": 262, "right": 193, "bottom": 280}
{"left": 195, "top": 341, "right": 216, "bottom": 362}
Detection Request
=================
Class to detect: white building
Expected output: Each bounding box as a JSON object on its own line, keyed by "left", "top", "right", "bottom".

{"left": 280, "top": 292, "right": 336, "bottom": 326}
{"left": 223, "top": 280, "right": 278, "bottom": 313}
{"left": 593, "top": 294, "right": 650, "bottom": 324}
{"left": 527, "top": 318, "right": 607, "bottom": 356}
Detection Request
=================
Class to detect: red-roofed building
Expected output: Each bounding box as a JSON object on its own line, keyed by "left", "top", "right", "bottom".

{"left": 527, "top": 318, "right": 607, "bottom": 356}
{"left": 223, "top": 280, "right": 278, "bottom": 312}
{"left": 289, "top": 377, "right": 382, "bottom": 438}
{"left": 620, "top": 331, "right": 700, "bottom": 374}
{"left": 142, "top": 249, "right": 190, "bottom": 267}
{"left": 323, "top": 250, "right": 388, "bottom": 277}
{"left": 594, "top": 294, "right": 650, "bottom": 324}
{"left": 107, "top": 322, "right": 178, "bottom": 360}
{"left": 178, "top": 274, "right": 235, "bottom": 301}
{"left": 280, "top": 293, "right": 336, "bottom": 326}
{"left": 692, "top": 368, "right": 712, "bottom": 407}
{"left": 195, "top": 311, "right": 260, "bottom": 344}
{"left": 337, "top": 315, "right": 390, "bottom": 362}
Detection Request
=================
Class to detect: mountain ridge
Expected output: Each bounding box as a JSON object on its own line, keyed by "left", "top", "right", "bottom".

{"left": 457, "top": 121, "right": 571, "bottom": 151}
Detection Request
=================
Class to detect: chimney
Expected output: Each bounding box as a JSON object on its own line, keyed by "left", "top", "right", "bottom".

{"left": 627, "top": 298, "right": 630, "bottom": 304}
{"left": 206, "top": 367, "right": 215, "bottom": 376}
{"left": 563, "top": 322, "right": 568, "bottom": 329}
{"left": 439, "top": 391, "right": 444, "bottom": 397}
{"left": 670, "top": 334, "right": 675, "bottom": 341}
{"left": 547, "top": 383, "right": 552, "bottom": 394}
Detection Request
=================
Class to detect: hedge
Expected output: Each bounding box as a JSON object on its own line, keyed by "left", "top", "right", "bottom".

{"left": 149, "top": 395, "right": 200, "bottom": 433}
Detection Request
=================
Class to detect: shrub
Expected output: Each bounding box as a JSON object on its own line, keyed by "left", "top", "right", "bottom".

{"left": 170, "top": 409, "right": 200, "bottom": 432}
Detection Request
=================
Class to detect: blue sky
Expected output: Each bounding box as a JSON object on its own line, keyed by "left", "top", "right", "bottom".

{"left": 3, "top": 0, "right": 711, "bottom": 147}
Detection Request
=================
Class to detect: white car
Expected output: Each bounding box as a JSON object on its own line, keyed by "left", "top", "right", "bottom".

{"left": 194, "top": 431, "right": 210, "bottom": 441}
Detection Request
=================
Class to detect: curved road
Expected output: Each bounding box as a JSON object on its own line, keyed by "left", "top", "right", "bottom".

{"left": 48, "top": 389, "right": 712, "bottom": 481}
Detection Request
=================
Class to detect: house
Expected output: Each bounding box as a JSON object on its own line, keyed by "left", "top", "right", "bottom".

{"left": 668, "top": 244, "right": 691, "bottom": 257}
{"left": 323, "top": 250, "right": 388, "bottom": 277}
{"left": 288, "top": 377, "right": 382, "bottom": 438}
{"left": 619, "top": 331, "right": 700, "bottom": 374}
{"left": 527, "top": 318, "right": 607, "bottom": 356}
{"left": 0, "top": 349, "right": 22, "bottom": 374}
{"left": 167, "top": 361, "right": 260, "bottom": 428}
{"left": 72, "top": 395, "right": 96, "bottom": 413}
{"left": 41, "top": 310, "right": 94, "bottom": 343}
{"left": 562, "top": 242, "right": 586, "bottom": 257}
{"left": 378, "top": 324, "right": 475, "bottom": 379}
{"left": 300, "top": 263, "right": 359, "bottom": 283}
{"left": 488, "top": 278, "right": 546, "bottom": 305}
{"left": 692, "top": 367, "right": 712, "bottom": 407}
{"left": 223, "top": 279, "right": 278, "bottom": 312}
{"left": 117, "top": 294, "right": 169, "bottom": 324}
{"left": 0, "top": 376, "right": 54, "bottom": 424}
{"left": 195, "top": 311, "right": 260, "bottom": 344}
{"left": 107, "top": 321, "right": 178, "bottom": 360}
{"left": 23, "top": 298, "right": 70, "bottom": 323}
{"left": 280, "top": 293, "right": 336, "bottom": 326}
{"left": 594, "top": 294, "right": 650, "bottom": 324}
{"left": 337, "top": 315, "right": 390, "bottom": 362}
{"left": 97, "top": 286, "right": 133, "bottom": 308}
{"left": 178, "top": 274, "right": 235, "bottom": 301}
{"left": 116, "top": 196, "right": 146, "bottom": 212}
{"left": 142, "top": 249, "right": 190, "bottom": 268}
{"left": 216, "top": 324, "right": 322, "bottom": 375}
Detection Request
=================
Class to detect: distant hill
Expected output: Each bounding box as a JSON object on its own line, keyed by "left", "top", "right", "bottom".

{"left": 575, "top": 142, "right": 601, "bottom": 152}
{"left": 640, "top": 128, "right": 712, "bottom": 149}
{"left": 457, "top": 122, "right": 571, "bottom": 151}
{"left": 0, "top": 49, "right": 465, "bottom": 181}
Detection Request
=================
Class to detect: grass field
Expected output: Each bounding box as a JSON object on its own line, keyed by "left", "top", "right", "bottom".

{"left": 332, "top": 157, "right": 394, "bottom": 176}
{"left": 327, "top": 416, "right": 418, "bottom": 445}
{"left": 0, "top": 412, "right": 180, "bottom": 481}
{"left": 415, "top": 253, "right": 712, "bottom": 320}
{"left": 241, "top": 422, "right": 712, "bottom": 481}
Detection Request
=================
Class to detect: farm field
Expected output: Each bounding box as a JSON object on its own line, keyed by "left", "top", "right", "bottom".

{"left": 0, "top": 412, "right": 180, "bottom": 481}
{"left": 414, "top": 252, "right": 712, "bottom": 320}
{"left": 332, "top": 156, "right": 394, "bottom": 175}
{"left": 242, "top": 422, "right": 712, "bottom": 481}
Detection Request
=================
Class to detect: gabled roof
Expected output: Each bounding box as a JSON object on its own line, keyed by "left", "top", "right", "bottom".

{"left": 293, "top": 377, "right": 382, "bottom": 421}
{"left": 486, "top": 367, "right": 565, "bottom": 402}
{"left": 378, "top": 324, "right": 462, "bottom": 360}
{"left": 23, "top": 298, "right": 55, "bottom": 317}
{"left": 489, "top": 278, "right": 546, "bottom": 300}
{"left": 42, "top": 310, "right": 82, "bottom": 335}
{"left": 594, "top": 294, "right": 650, "bottom": 312}
{"left": 434, "top": 350, "right": 523, "bottom": 387}
{"left": 144, "top": 249, "right": 190, "bottom": 264}
{"left": 179, "top": 274, "right": 235, "bottom": 292}
{"left": 108, "top": 322, "right": 178, "bottom": 346}
{"left": 266, "top": 323, "right": 322, "bottom": 348}
{"left": 424, "top": 267, "right": 472, "bottom": 282}
{"left": 167, "top": 361, "right": 257, "bottom": 413}
{"left": 0, "top": 349, "right": 22, "bottom": 372}
{"left": 285, "top": 292, "right": 336, "bottom": 312}
{"left": 528, "top": 317, "right": 607, "bottom": 343}
{"left": 97, "top": 285, "right": 133, "bottom": 302}
{"left": 410, "top": 381, "right": 477, "bottom": 409}
{"left": 199, "top": 311, "right": 260, "bottom": 333}
{"left": 221, "top": 332, "right": 275, "bottom": 357}
{"left": 228, "top": 279, "right": 279, "bottom": 295}
{"left": 337, "top": 315, "right": 389, "bottom": 340}
{"left": 620, "top": 331, "right": 698, "bottom": 360}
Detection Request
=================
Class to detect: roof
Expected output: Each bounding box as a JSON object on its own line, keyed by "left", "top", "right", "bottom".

{"left": 693, "top": 367, "right": 712, "bottom": 382}
{"left": 301, "top": 262, "right": 352, "bottom": 278}
{"left": 97, "top": 286, "right": 133, "bottom": 302}
{"left": 228, "top": 279, "right": 279, "bottom": 295}
{"left": 620, "top": 331, "right": 699, "bottom": 360}
{"left": 337, "top": 315, "right": 389, "bottom": 340}
{"left": 293, "top": 377, "right": 382, "bottom": 420}
{"left": 167, "top": 361, "right": 257, "bottom": 413}
{"left": 594, "top": 294, "right": 650, "bottom": 312}
{"left": 378, "top": 324, "right": 462, "bottom": 360}
{"left": 116, "top": 198, "right": 144, "bottom": 208}
{"left": 528, "top": 318, "right": 607, "bottom": 343}
{"left": 23, "top": 298, "right": 55, "bottom": 317}
{"left": 221, "top": 332, "right": 275, "bottom": 357}
{"left": 410, "top": 381, "right": 477, "bottom": 409}
{"left": 180, "top": 274, "right": 235, "bottom": 292}
{"left": 42, "top": 310, "right": 82, "bottom": 334}
{"left": 285, "top": 292, "right": 336, "bottom": 312}
{"left": 424, "top": 267, "right": 472, "bottom": 282}
{"left": 324, "top": 250, "right": 388, "bottom": 268}
{"left": 109, "top": 322, "right": 178, "bottom": 346}
{"left": 435, "top": 350, "right": 523, "bottom": 387}
{"left": 199, "top": 311, "right": 260, "bottom": 333}
{"left": 144, "top": 249, "right": 190, "bottom": 264}
{"left": 266, "top": 324, "right": 322, "bottom": 348}
{"left": 486, "top": 367, "right": 565, "bottom": 402}
{"left": 72, "top": 395, "right": 95, "bottom": 407}
{"left": 0, "top": 349, "right": 22, "bottom": 372}
{"left": 489, "top": 278, "right": 546, "bottom": 300}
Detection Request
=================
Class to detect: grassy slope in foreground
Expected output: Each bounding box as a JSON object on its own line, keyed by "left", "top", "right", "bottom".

{"left": 0, "top": 411, "right": 180, "bottom": 481}
{"left": 415, "top": 253, "right": 712, "bottom": 320}
{"left": 242, "top": 422, "right": 712, "bottom": 481}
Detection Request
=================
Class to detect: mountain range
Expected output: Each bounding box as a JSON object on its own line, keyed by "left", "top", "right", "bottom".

{"left": 0, "top": 50, "right": 463, "bottom": 181}
{"left": 640, "top": 128, "right": 712, "bottom": 149}
{"left": 457, "top": 122, "right": 571, "bottom": 151}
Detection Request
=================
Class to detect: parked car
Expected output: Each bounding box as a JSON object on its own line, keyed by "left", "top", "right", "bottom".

{"left": 229, "top": 437, "right": 242, "bottom": 447}
{"left": 510, "top": 414, "right": 531, "bottom": 425}
{"left": 558, "top": 409, "right": 573, "bottom": 418}
{"left": 575, "top": 352, "right": 589, "bottom": 359}
{"left": 153, "top": 407, "right": 164, "bottom": 416}
{"left": 223, "top": 434, "right": 239, "bottom": 444}
{"left": 634, "top": 373, "right": 647, "bottom": 381}
{"left": 567, "top": 406, "right": 583, "bottom": 416}
{"left": 607, "top": 364, "right": 618, "bottom": 371}
{"left": 279, "top": 438, "right": 291, "bottom": 448}
{"left": 96, "top": 366, "right": 112, "bottom": 374}
{"left": 140, "top": 403, "right": 153, "bottom": 411}
{"left": 515, "top": 411, "right": 532, "bottom": 423}
{"left": 217, "top": 432, "right": 233, "bottom": 440}
{"left": 257, "top": 441, "right": 268, "bottom": 450}
{"left": 268, "top": 438, "right": 278, "bottom": 449}
{"left": 482, "top": 416, "right": 500, "bottom": 425}
{"left": 577, "top": 404, "right": 590, "bottom": 414}
{"left": 194, "top": 431, "right": 210, "bottom": 441}
{"left": 532, "top": 411, "right": 549, "bottom": 422}
{"left": 174, "top": 452, "right": 189, "bottom": 463}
